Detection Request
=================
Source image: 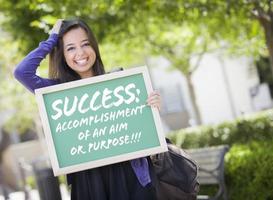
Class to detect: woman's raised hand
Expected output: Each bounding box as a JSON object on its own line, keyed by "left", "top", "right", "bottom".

{"left": 146, "top": 90, "right": 161, "bottom": 111}
{"left": 49, "top": 19, "right": 63, "bottom": 35}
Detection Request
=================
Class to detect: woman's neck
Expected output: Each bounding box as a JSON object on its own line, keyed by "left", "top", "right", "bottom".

{"left": 79, "top": 69, "right": 95, "bottom": 79}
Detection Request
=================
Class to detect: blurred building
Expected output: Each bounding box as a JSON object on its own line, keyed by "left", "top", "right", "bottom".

{"left": 147, "top": 52, "right": 273, "bottom": 131}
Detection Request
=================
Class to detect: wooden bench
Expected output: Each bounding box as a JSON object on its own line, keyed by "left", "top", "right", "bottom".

{"left": 187, "top": 145, "right": 229, "bottom": 200}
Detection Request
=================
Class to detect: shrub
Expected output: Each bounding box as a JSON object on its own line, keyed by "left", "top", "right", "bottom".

{"left": 168, "top": 109, "right": 273, "bottom": 148}
{"left": 167, "top": 109, "right": 273, "bottom": 200}
{"left": 225, "top": 141, "right": 273, "bottom": 200}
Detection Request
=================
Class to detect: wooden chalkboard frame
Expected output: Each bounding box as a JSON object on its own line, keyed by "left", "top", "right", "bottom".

{"left": 35, "top": 66, "right": 168, "bottom": 176}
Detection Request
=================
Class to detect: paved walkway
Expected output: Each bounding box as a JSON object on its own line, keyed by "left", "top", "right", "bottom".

{"left": 0, "top": 184, "right": 70, "bottom": 200}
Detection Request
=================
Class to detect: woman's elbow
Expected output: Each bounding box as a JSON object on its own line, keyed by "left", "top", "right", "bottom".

{"left": 13, "top": 65, "right": 22, "bottom": 80}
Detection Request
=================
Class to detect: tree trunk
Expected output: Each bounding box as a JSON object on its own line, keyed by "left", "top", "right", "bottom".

{"left": 185, "top": 74, "right": 202, "bottom": 125}
{"left": 259, "top": 15, "right": 273, "bottom": 78}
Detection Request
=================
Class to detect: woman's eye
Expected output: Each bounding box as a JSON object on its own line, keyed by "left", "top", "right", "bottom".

{"left": 83, "top": 43, "right": 90, "bottom": 47}
{"left": 67, "top": 47, "right": 75, "bottom": 51}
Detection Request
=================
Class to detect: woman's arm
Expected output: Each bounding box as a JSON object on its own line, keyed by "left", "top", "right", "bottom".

{"left": 14, "top": 19, "right": 63, "bottom": 93}
{"left": 14, "top": 34, "right": 59, "bottom": 93}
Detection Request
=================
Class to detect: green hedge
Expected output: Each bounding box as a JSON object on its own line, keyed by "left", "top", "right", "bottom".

{"left": 168, "top": 109, "right": 273, "bottom": 148}
{"left": 226, "top": 141, "right": 273, "bottom": 200}
{"left": 167, "top": 109, "right": 273, "bottom": 200}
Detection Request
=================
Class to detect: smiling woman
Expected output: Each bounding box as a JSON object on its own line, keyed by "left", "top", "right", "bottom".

{"left": 14, "top": 19, "right": 161, "bottom": 200}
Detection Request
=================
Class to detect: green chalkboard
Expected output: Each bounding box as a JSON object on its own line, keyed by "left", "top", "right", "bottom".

{"left": 35, "top": 66, "right": 167, "bottom": 176}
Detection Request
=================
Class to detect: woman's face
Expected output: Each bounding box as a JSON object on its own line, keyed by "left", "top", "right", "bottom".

{"left": 63, "top": 27, "right": 96, "bottom": 78}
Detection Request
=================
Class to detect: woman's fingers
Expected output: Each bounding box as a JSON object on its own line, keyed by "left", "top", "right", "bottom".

{"left": 149, "top": 90, "right": 160, "bottom": 96}
{"left": 147, "top": 100, "right": 161, "bottom": 108}
{"left": 146, "top": 91, "right": 161, "bottom": 110}
{"left": 146, "top": 96, "right": 160, "bottom": 105}
{"left": 49, "top": 19, "right": 63, "bottom": 35}
{"left": 147, "top": 91, "right": 160, "bottom": 101}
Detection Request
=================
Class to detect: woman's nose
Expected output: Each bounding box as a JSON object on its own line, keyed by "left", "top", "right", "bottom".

{"left": 76, "top": 47, "right": 85, "bottom": 57}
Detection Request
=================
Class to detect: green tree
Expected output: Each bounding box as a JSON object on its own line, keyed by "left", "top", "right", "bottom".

{"left": 0, "top": 26, "right": 37, "bottom": 133}
{"left": 142, "top": 19, "right": 216, "bottom": 125}
{"left": 181, "top": 0, "right": 268, "bottom": 75}
{"left": 229, "top": 0, "right": 273, "bottom": 77}
{"left": 0, "top": 0, "right": 164, "bottom": 52}
{"left": 1, "top": 0, "right": 269, "bottom": 128}
{"left": 0, "top": 1, "right": 226, "bottom": 126}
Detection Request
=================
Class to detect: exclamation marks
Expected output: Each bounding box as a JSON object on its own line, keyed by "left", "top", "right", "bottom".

{"left": 135, "top": 132, "right": 141, "bottom": 142}
{"left": 131, "top": 132, "right": 142, "bottom": 143}
{"left": 135, "top": 89, "right": 140, "bottom": 103}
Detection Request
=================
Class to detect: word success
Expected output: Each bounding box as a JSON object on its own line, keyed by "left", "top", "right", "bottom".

{"left": 51, "top": 83, "right": 141, "bottom": 120}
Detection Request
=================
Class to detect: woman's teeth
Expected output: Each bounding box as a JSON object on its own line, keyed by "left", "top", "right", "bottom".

{"left": 75, "top": 58, "right": 88, "bottom": 65}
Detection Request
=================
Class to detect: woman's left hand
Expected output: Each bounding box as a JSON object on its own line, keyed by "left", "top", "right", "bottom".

{"left": 146, "top": 90, "right": 161, "bottom": 111}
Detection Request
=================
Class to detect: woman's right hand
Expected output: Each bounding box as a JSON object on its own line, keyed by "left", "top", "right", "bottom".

{"left": 49, "top": 19, "right": 63, "bottom": 35}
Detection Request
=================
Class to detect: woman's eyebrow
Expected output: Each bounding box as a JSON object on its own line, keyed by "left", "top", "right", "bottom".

{"left": 65, "top": 39, "right": 89, "bottom": 47}
{"left": 65, "top": 43, "right": 75, "bottom": 48}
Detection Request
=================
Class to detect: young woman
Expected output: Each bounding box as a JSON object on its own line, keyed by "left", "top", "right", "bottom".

{"left": 14, "top": 19, "right": 161, "bottom": 200}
